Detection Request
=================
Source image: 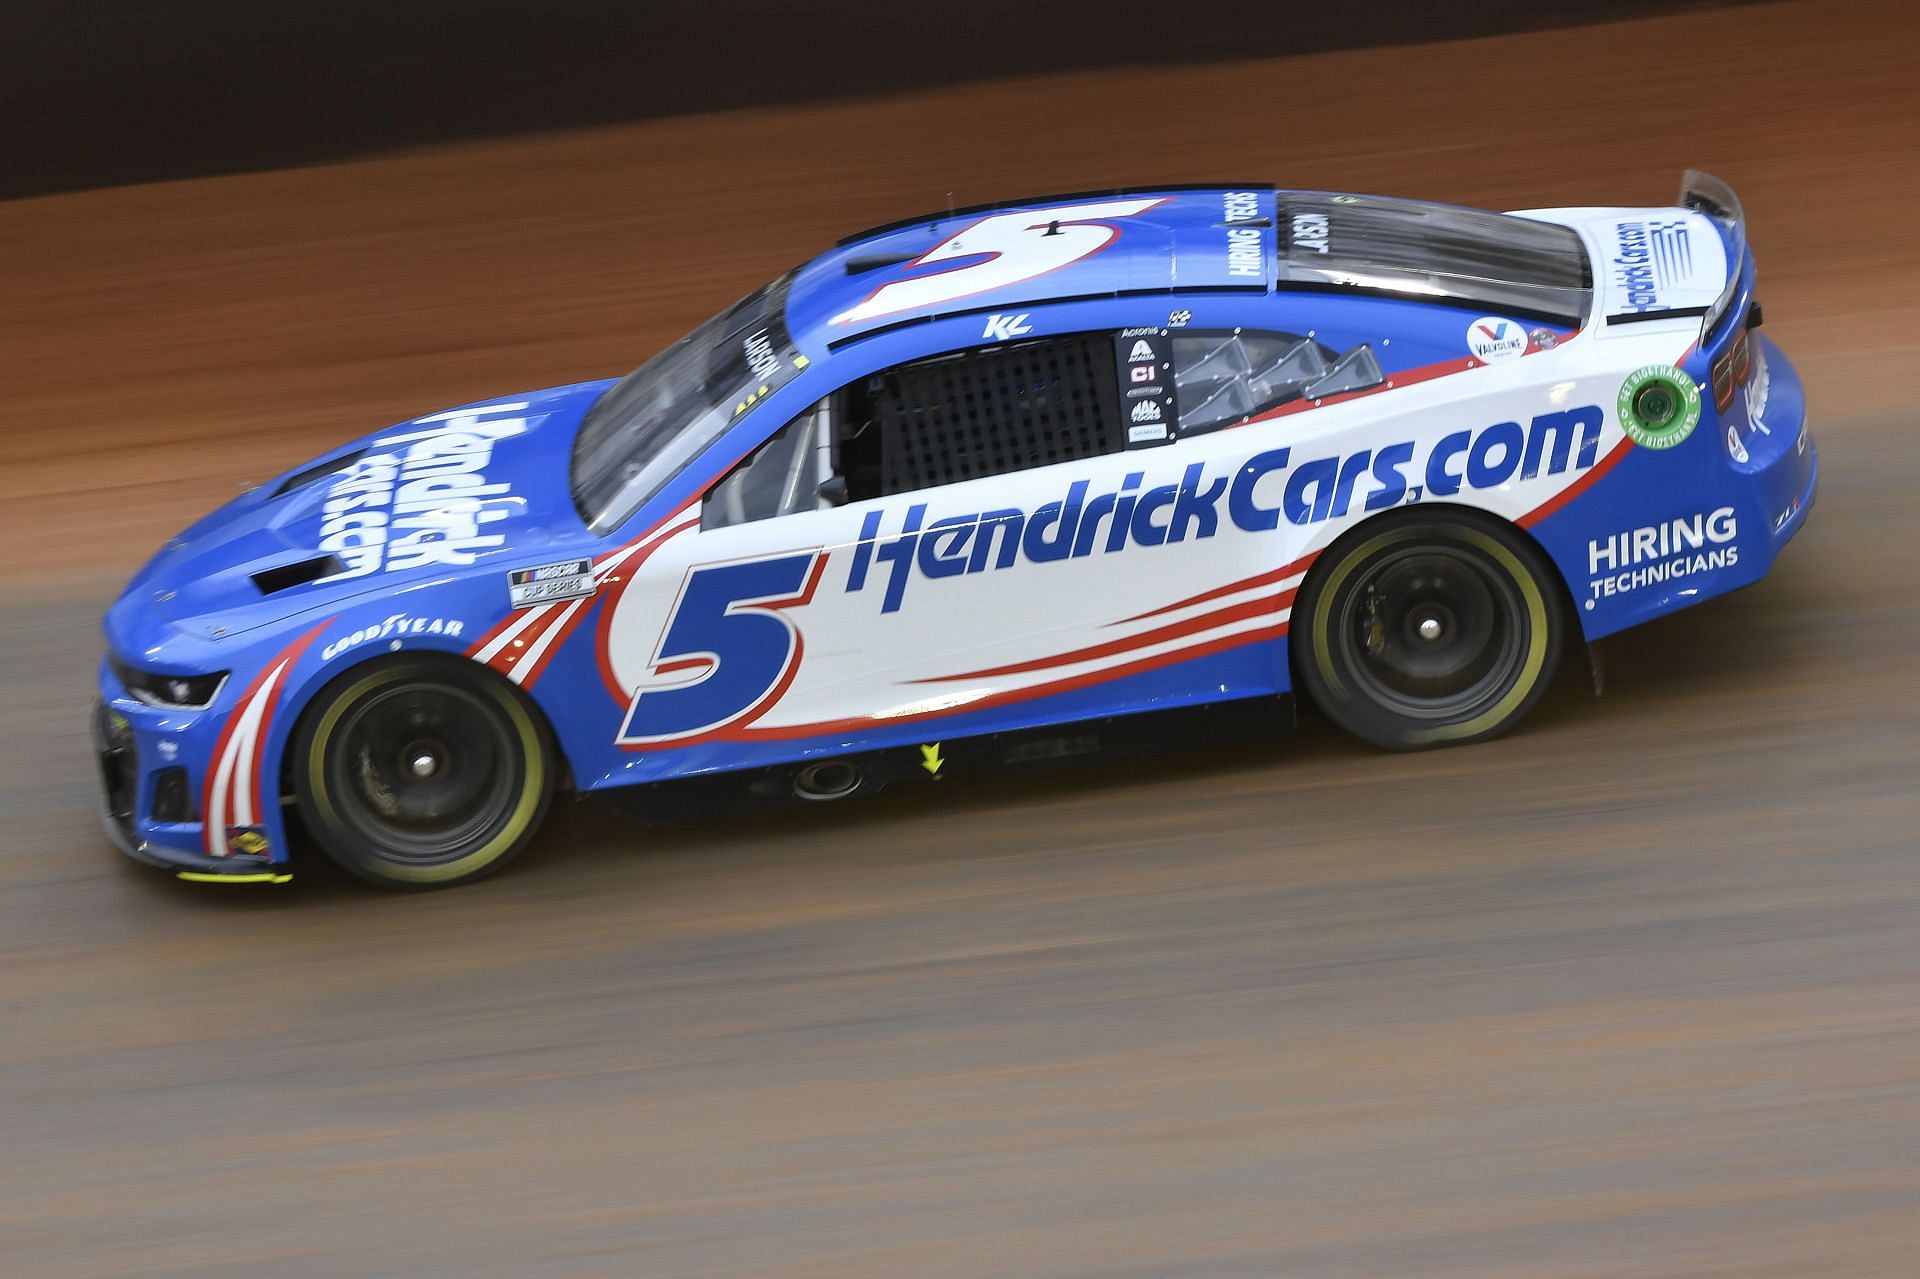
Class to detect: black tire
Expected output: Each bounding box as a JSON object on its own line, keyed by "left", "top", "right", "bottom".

{"left": 290, "top": 655, "right": 555, "bottom": 888}
{"left": 1295, "top": 512, "right": 1566, "bottom": 750}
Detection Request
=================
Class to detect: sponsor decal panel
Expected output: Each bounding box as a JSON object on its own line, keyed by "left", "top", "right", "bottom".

{"left": 1290, "top": 212, "right": 1330, "bottom": 256}
{"left": 1617, "top": 364, "right": 1702, "bottom": 450}
{"left": 321, "top": 614, "right": 467, "bottom": 662}
{"left": 846, "top": 406, "right": 1605, "bottom": 613}
{"left": 742, "top": 327, "right": 782, "bottom": 382}
{"left": 1585, "top": 507, "right": 1738, "bottom": 606}
{"left": 1221, "top": 191, "right": 1262, "bottom": 224}
{"left": 1114, "top": 331, "right": 1176, "bottom": 445}
{"left": 507, "top": 558, "right": 596, "bottom": 608}
{"left": 982, "top": 312, "right": 1033, "bottom": 341}
{"left": 1611, "top": 218, "right": 1695, "bottom": 314}
{"left": 1467, "top": 316, "right": 1528, "bottom": 363}
{"left": 1225, "top": 227, "right": 1264, "bottom": 278}
{"left": 226, "top": 826, "right": 270, "bottom": 857}
{"left": 1221, "top": 191, "right": 1268, "bottom": 278}
{"left": 317, "top": 402, "right": 530, "bottom": 581}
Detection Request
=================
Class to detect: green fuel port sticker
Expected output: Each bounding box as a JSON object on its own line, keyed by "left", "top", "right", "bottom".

{"left": 1618, "top": 364, "right": 1702, "bottom": 449}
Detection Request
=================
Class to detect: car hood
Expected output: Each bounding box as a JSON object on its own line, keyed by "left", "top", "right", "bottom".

{"left": 109, "top": 380, "right": 615, "bottom": 651}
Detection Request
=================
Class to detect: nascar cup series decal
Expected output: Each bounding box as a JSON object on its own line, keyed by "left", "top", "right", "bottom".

{"left": 508, "top": 558, "right": 596, "bottom": 607}
{"left": 1616, "top": 365, "right": 1701, "bottom": 450}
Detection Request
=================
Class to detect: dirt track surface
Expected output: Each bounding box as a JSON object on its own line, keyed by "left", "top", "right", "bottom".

{"left": 5, "top": 3, "right": 1919, "bottom": 1275}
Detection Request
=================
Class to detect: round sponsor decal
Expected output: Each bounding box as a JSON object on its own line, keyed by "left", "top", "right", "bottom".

{"left": 1725, "top": 423, "right": 1749, "bottom": 464}
{"left": 1617, "top": 364, "right": 1702, "bottom": 449}
{"left": 1467, "top": 316, "right": 1529, "bottom": 363}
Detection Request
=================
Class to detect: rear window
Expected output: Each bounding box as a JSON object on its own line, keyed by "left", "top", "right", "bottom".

{"left": 1279, "top": 193, "right": 1590, "bottom": 324}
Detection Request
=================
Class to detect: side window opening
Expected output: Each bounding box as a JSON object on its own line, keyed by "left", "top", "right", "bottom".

{"left": 1170, "top": 330, "right": 1382, "bottom": 435}
{"left": 833, "top": 333, "right": 1123, "bottom": 503}
{"left": 699, "top": 327, "right": 1390, "bottom": 526}
{"left": 700, "top": 400, "right": 834, "bottom": 530}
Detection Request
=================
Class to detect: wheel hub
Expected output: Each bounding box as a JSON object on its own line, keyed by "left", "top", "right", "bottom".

{"left": 330, "top": 683, "right": 514, "bottom": 861}
{"left": 405, "top": 742, "right": 443, "bottom": 779}
{"left": 1339, "top": 544, "right": 1524, "bottom": 718}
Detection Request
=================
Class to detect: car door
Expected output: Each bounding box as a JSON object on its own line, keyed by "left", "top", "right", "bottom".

{"left": 595, "top": 325, "right": 1310, "bottom": 773}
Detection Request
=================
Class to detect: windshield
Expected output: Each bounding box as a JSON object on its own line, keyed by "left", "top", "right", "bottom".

{"left": 571, "top": 272, "right": 804, "bottom": 533}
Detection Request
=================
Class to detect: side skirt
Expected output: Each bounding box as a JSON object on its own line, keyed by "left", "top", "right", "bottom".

{"left": 583, "top": 693, "right": 1297, "bottom": 821}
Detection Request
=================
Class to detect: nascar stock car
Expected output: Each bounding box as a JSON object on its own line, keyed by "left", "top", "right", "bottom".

{"left": 95, "top": 173, "right": 1814, "bottom": 888}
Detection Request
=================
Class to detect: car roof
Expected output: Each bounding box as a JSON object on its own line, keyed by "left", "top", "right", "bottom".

{"left": 785, "top": 186, "right": 1278, "bottom": 353}
{"left": 783, "top": 183, "right": 1593, "bottom": 356}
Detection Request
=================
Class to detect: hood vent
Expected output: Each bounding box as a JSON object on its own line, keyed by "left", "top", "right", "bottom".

{"left": 272, "top": 448, "right": 367, "bottom": 498}
{"left": 252, "top": 555, "right": 346, "bottom": 595}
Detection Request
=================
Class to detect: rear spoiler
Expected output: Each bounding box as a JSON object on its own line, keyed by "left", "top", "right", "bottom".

{"left": 1679, "top": 169, "right": 1748, "bottom": 337}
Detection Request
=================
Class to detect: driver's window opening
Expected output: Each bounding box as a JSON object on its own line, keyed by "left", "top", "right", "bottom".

{"left": 836, "top": 333, "right": 1124, "bottom": 502}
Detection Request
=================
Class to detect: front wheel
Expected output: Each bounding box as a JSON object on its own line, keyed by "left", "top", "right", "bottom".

{"left": 1295, "top": 514, "right": 1566, "bottom": 750}
{"left": 291, "top": 656, "right": 555, "bottom": 888}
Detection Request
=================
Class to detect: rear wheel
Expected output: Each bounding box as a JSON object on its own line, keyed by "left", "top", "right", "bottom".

{"left": 1296, "top": 514, "right": 1565, "bottom": 750}
{"left": 291, "top": 656, "right": 554, "bottom": 888}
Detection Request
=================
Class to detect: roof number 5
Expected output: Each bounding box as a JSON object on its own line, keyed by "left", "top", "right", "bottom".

{"left": 832, "top": 197, "right": 1167, "bottom": 328}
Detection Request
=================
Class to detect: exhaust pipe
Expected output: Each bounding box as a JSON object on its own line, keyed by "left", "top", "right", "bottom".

{"left": 792, "top": 760, "right": 864, "bottom": 802}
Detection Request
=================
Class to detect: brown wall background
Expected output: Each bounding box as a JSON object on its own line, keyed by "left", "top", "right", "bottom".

{"left": 7, "top": 0, "right": 1749, "bottom": 200}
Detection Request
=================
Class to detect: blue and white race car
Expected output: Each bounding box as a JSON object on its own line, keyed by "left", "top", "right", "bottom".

{"left": 96, "top": 173, "right": 1815, "bottom": 887}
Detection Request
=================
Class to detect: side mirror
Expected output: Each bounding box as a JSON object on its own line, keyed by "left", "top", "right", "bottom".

{"left": 817, "top": 475, "right": 850, "bottom": 508}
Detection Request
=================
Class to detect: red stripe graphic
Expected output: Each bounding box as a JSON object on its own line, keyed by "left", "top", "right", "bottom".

{"left": 920, "top": 589, "right": 1295, "bottom": 684}
{"left": 200, "top": 619, "right": 329, "bottom": 855}
{"left": 1113, "top": 549, "right": 1319, "bottom": 626}
{"left": 1518, "top": 435, "right": 1632, "bottom": 530}
{"left": 728, "top": 620, "right": 1291, "bottom": 743}
{"left": 465, "top": 507, "right": 699, "bottom": 692}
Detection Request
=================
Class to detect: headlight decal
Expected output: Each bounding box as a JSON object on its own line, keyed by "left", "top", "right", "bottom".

{"left": 110, "top": 659, "right": 228, "bottom": 710}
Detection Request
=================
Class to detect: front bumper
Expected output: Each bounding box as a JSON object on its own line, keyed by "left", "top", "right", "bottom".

{"left": 90, "top": 686, "right": 292, "bottom": 885}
